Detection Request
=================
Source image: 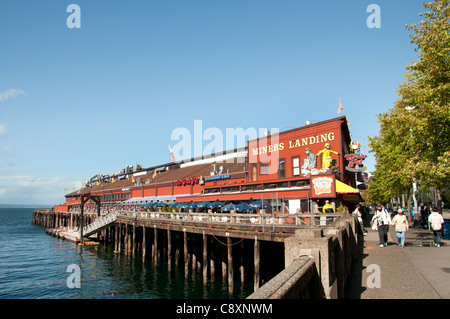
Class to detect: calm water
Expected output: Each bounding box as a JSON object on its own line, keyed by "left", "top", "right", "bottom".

{"left": 0, "top": 208, "right": 253, "bottom": 299}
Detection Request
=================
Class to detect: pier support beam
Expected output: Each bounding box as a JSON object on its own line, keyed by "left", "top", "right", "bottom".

{"left": 203, "top": 231, "right": 208, "bottom": 285}
{"left": 254, "top": 236, "right": 260, "bottom": 291}
{"left": 142, "top": 226, "right": 146, "bottom": 261}
{"left": 153, "top": 226, "right": 158, "bottom": 265}
{"left": 184, "top": 230, "right": 188, "bottom": 278}
{"left": 227, "top": 236, "right": 233, "bottom": 297}
{"left": 167, "top": 228, "right": 172, "bottom": 271}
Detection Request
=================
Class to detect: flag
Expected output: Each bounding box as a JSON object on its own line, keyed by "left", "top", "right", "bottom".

{"left": 152, "top": 170, "right": 157, "bottom": 178}
{"left": 347, "top": 119, "right": 352, "bottom": 126}
{"left": 337, "top": 98, "right": 343, "bottom": 113}
{"left": 65, "top": 188, "right": 68, "bottom": 192}
{"left": 73, "top": 187, "right": 77, "bottom": 190}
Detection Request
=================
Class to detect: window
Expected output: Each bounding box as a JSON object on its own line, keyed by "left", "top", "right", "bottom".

{"left": 292, "top": 156, "right": 300, "bottom": 177}
{"left": 260, "top": 161, "right": 269, "bottom": 175}
{"left": 279, "top": 159, "right": 286, "bottom": 179}
{"left": 251, "top": 164, "right": 257, "bottom": 181}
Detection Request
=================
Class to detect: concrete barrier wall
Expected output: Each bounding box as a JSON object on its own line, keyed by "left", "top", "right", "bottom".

{"left": 248, "top": 213, "right": 361, "bottom": 299}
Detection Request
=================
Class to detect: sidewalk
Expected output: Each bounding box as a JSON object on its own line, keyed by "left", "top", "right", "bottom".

{"left": 346, "top": 212, "right": 450, "bottom": 299}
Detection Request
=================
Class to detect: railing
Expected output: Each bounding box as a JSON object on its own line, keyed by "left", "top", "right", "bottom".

{"left": 83, "top": 211, "right": 118, "bottom": 236}
{"left": 117, "top": 210, "right": 344, "bottom": 228}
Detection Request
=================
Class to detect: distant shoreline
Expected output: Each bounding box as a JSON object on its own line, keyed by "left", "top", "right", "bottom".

{"left": 0, "top": 204, "right": 52, "bottom": 209}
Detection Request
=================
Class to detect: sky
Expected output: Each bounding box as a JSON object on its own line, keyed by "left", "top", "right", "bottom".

{"left": 0, "top": 0, "right": 426, "bottom": 205}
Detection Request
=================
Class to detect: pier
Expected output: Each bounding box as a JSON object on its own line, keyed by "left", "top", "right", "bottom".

{"left": 32, "top": 208, "right": 362, "bottom": 298}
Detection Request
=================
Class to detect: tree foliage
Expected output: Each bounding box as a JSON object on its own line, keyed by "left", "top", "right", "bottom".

{"left": 367, "top": 0, "right": 450, "bottom": 205}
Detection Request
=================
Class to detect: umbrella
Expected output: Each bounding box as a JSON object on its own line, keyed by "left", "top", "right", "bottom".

{"left": 221, "top": 203, "right": 236, "bottom": 212}
{"left": 235, "top": 202, "right": 253, "bottom": 213}
{"left": 197, "top": 201, "right": 211, "bottom": 208}
{"left": 208, "top": 201, "right": 224, "bottom": 209}
{"left": 155, "top": 202, "right": 166, "bottom": 207}
{"left": 170, "top": 202, "right": 180, "bottom": 209}
{"left": 187, "top": 202, "right": 199, "bottom": 208}
{"left": 250, "top": 200, "right": 270, "bottom": 209}
{"left": 177, "top": 202, "right": 189, "bottom": 209}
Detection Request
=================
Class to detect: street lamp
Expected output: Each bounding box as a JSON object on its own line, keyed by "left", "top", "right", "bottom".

{"left": 405, "top": 106, "right": 419, "bottom": 221}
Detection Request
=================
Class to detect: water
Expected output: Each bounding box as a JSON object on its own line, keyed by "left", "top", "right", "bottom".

{"left": 0, "top": 208, "right": 253, "bottom": 299}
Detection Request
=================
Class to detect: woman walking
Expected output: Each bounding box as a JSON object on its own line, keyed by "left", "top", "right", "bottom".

{"left": 372, "top": 203, "right": 392, "bottom": 247}
{"left": 391, "top": 208, "right": 409, "bottom": 247}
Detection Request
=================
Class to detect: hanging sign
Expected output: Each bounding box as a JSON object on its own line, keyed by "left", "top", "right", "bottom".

{"left": 345, "top": 140, "right": 368, "bottom": 172}
{"left": 310, "top": 175, "right": 336, "bottom": 198}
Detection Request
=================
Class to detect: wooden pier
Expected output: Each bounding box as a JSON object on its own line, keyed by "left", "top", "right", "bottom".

{"left": 32, "top": 208, "right": 345, "bottom": 296}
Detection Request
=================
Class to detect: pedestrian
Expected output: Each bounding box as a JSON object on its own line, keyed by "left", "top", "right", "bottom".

{"left": 372, "top": 203, "right": 392, "bottom": 247}
{"left": 320, "top": 200, "right": 334, "bottom": 226}
{"left": 391, "top": 208, "right": 409, "bottom": 247}
{"left": 419, "top": 203, "right": 429, "bottom": 229}
{"left": 428, "top": 206, "right": 444, "bottom": 247}
{"left": 322, "top": 200, "right": 334, "bottom": 213}
{"left": 353, "top": 204, "right": 368, "bottom": 235}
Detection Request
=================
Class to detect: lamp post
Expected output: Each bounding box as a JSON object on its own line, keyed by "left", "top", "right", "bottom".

{"left": 406, "top": 106, "right": 418, "bottom": 221}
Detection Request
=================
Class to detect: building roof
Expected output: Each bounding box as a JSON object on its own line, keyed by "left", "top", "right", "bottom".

{"left": 66, "top": 158, "right": 247, "bottom": 197}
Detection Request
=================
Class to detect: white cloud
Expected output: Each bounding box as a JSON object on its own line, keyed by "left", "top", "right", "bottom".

{"left": 0, "top": 88, "right": 26, "bottom": 102}
{"left": 0, "top": 176, "right": 80, "bottom": 205}
{"left": 0, "top": 124, "right": 5, "bottom": 136}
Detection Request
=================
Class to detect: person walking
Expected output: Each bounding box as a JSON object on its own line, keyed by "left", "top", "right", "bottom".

{"left": 353, "top": 204, "right": 368, "bottom": 235}
{"left": 419, "top": 203, "right": 429, "bottom": 229}
{"left": 391, "top": 208, "right": 409, "bottom": 247}
{"left": 372, "top": 203, "right": 392, "bottom": 247}
{"left": 428, "top": 206, "right": 444, "bottom": 247}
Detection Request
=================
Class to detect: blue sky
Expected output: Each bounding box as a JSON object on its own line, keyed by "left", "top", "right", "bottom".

{"left": 0, "top": 0, "right": 425, "bottom": 205}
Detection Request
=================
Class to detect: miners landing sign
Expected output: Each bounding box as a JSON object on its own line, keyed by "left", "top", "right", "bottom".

{"left": 311, "top": 175, "right": 336, "bottom": 198}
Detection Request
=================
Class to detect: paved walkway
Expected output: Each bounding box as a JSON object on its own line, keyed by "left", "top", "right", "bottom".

{"left": 346, "top": 211, "right": 450, "bottom": 299}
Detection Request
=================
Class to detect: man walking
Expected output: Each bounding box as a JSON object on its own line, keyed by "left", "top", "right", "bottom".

{"left": 428, "top": 206, "right": 444, "bottom": 247}
{"left": 372, "top": 203, "right": 392, "bottom": 247}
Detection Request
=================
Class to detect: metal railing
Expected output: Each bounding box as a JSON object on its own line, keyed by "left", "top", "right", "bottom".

{"left": 117, "top": 210, "right": 344, "bottom": 227}
{"left": 83, "top": 211, "right": 118, "bottom": 236}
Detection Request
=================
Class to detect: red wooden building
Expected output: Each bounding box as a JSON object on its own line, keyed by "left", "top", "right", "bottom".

{"left": 59, "top": 116, "right": 361, "bottom": 214}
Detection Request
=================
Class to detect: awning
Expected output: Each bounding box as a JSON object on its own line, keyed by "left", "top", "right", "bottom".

{"left": 335, "top": 180, "right": 359, "bottom": 194}
{"left": 336, "top": 180, "right": 361, "bottom": 203}
{"left": 122, "top": 193, "right": 202, "bottom": 204}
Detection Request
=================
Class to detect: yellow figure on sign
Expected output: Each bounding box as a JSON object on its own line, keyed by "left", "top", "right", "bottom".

{"left": 316, "top": 143, "right": 339, "bottom": 170}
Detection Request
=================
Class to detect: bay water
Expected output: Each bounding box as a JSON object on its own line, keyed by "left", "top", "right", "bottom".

{"left": 0, "top": 208, "right": 253, "bottom": 299}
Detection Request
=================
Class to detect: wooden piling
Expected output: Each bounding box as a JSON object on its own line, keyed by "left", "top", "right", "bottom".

{"left": 132, "top": 224, "right": 136, "bottom": 256}
{"left": 203, "top": 231, "right": 207, "bottom": 285}
{"left": 254, "top": 236, "right": 260, "bottom": 291}
{"left": 153, "top": 226, "right": 158, "bottom": 265}
{"left": 240, "top": 241, "right": 245, "bottom": 284}
{"left": 227, "top": 236, "right": 233, "bottom": 296}
{"left": 167, "top": 228, "right": 172, "bottom": 271}
{"left": 184, "top": 230, "right": 188, "bottom": 278}
{"left": 142, "top": 226, "right": 146, "bottom": 261}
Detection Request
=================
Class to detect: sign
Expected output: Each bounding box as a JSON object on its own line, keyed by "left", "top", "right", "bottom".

{"left": 176, "top": 177, "right": 199, "bottom": 186}
{"left": 345, "top": 140, "right": 368, "bottom": 172}
{"left": 251, "top": 131, "right": 336, "bottom": 156}
{"left": 311, "top": 175, "right": 336, "bottom": 198}
{"left": 204, "top": 174, "right": 231, "bottom": 182}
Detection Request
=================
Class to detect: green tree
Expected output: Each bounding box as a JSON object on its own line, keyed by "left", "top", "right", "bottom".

{"left": 368, "top": 0, "right": 450, "bottom": 211}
